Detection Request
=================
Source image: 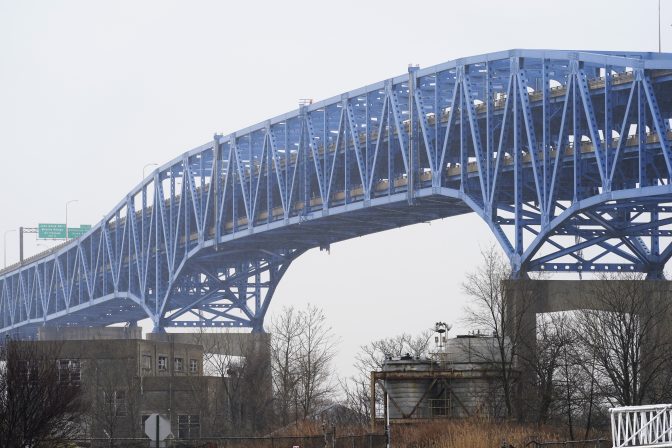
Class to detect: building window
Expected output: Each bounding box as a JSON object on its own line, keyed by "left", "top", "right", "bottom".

{"left": 141, "top": 354, "right": 152, "bottom": 372}
{"left": 104, "top": 390, "right": 127, "bottom": 416}
{"left": 174, "top": 357, "right": 183, "bottom": 372}
{"left": 189, "top": 359, "right": 198, "bottom": 374}
{"left": 158, "top": 355, "right": 167, "bottom": 372}
{"left": 177, "top": 414, "right": 200, "bottom": 439}
{"left": 57, "top": 359, "right": 81, "bottom": 386}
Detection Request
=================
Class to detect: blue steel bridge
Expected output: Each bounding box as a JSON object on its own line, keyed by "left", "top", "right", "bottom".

{"left": 3, "top": 49, "right": 672, "bottom": 336}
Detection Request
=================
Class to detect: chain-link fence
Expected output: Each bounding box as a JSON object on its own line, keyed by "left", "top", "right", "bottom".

{"left": 333, "top": 434, "right": 387, "bottom": 448}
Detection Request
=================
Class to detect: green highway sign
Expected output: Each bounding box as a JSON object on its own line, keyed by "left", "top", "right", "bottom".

{"left": 67, "top": 225, "right": 92, "bottom": 239}
{"left": 38, "top": 224, "right": 92, "bottom": 239}
{"left": 38, "top": 223, "right": 66, "bottom": 239}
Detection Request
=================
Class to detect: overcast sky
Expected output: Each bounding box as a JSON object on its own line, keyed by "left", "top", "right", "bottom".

{"left": 0, "top": 0, "right": 664, "bottom": 378}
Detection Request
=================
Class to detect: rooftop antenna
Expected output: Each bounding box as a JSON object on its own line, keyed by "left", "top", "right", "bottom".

{"left": 434, "top": 321, "right": 452, "bottom": 352}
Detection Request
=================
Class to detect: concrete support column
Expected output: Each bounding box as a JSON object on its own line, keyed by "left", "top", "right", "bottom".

{"left": 638, "top": 281, "right": 672, "bottom": 402}
{"left": 504, "top": 278, "right": 672, "bottom": 416}
{"left": 504, "top": 279, "right": 540, "bottom": 420}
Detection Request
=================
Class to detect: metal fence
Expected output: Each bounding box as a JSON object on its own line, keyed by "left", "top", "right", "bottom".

{"left": 38, "top": 433, "right": 387, "bottom": 448}
{"left": 525, "top": 439, "right": 609, "bottom": 448}
{"left": 333, "top": 434, "right": 387, "bottom": 448}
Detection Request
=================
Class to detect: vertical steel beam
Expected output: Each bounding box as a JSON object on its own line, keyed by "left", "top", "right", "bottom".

{"left": 604, "top": 65, "right": 613, "bottom": 191}
{"left": 572, "top": 70, "right": 582, "bottom": 202}
{"left": 485, "top": 62, "right": 493, "bottom": 211}
{"left": 458, "top": 67, "right": 468, "bottom": 193}
{"left": 638, "top": 76, "right": 648, "bottom": 187}
{"left": 512, "top": 58, "right": 523, "bottom": 263}
{"left": 213, "top": 135, "right": 221, "bottom": 247}
{"left": 408, "top": 65, "right": 418, "bottom": 205}
{"left": 542, "top": 59, "right": 551, "bottom": 224}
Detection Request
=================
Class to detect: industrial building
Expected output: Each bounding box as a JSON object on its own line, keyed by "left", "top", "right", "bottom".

{"left": 370, "top": 326, "right": 513, "bottom": 425}
{"left": 9, "top": 327, "right": 271, "bottom": 441}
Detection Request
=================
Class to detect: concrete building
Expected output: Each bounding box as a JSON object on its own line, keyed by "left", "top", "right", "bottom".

{"left": 19, "top": 327, "right": 272, "bottom": 441}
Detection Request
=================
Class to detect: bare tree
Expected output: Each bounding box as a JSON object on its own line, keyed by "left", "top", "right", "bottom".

{"left": 191, "top": 330, "right": 273, "bottom": 435}
{"left": 295, "top": 304, "right": 337, "bottom": 419}
{"left": 0, "top": 340, "right": 84, "bottom": 448}
{"left": 270, "top": 305, "right": 302, "bottom": 426}
{"left": 354, "top": 331, "right": 433, "bottom": 374}
{"left": 270, "top": 304, "right": 337, "bottom": 424}
{"left": 199, "top": 333, "right": 245, "bottom": 432}
{"left": 527, "top": 311, "right": 608, "bottom": 439}
{"left": 339, "top": 375, "right": 371, "bottom": 426}
{"left": 86, "top": 356, "right": 141, "bottom": 444}
{"left": 462, "top": 246, "right": 537, "bottom": 418}
{"left": 239, "top": 337, "right": 274, "bottom": 434}
{"left": 528, "top": 313, "right": 575, "bottom": 426}
{"left": 574, "top": 273, "right": 672, "bottom": 406}
{"left": 340, "top": 328, "right": 434, "bottom": 426}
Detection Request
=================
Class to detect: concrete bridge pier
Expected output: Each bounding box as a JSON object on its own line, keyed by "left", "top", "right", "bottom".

{"left": 504, "top": 279, "right": 672, "bottom": 420}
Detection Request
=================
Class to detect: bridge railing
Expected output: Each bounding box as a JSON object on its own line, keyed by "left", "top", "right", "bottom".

{"left": 610, "top": 404, "right": 672, "bottom": 447}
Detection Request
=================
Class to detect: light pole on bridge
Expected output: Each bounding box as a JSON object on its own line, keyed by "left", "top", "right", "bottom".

{"left": 3, "top": 229, "right": 16, "bottom": 269}
{"left": 65, "top": 199, "right": 78, "bottom": 242}
{"left": 143, "top": 163, "right": 158, "bottom": 180}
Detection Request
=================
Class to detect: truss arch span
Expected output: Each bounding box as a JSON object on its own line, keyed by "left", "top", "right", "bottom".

{"left": 3, "top": 49, "right": 672, "bottom": 335}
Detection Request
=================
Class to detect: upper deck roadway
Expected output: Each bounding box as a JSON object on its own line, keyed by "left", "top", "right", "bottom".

{"left": 3, "top": 49, "right": 672, "bottom": 336}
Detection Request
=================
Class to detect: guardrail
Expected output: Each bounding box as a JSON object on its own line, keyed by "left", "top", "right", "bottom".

{"left": 610, "top": 404, "right": 672, "bottom": 447}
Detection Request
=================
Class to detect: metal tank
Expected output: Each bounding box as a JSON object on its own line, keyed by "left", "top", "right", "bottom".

{"left": 442, "top": 333, "right": 509, "bottom": 418}
{"left": 444, "top": 332, "right": 508, "bottom": 367}
{"left": 373, "top": 329, "right": 511, "bottom": 422}
{"left": 382, "top": 355, "right": 436, "bottom": 419}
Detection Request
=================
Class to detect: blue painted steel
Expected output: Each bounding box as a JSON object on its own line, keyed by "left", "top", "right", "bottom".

{"left": 3, "top": 49, "right": 672, "bottom": 336}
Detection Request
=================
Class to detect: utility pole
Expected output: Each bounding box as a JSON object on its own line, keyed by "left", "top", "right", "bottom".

{"left": 65, "top": 199, "right": 78, "bottom": 241}
{"left": 143, "top": 163, "right": 158, "bottom": 180}
{"left": 18, "top": 227, "right": 38, "bottom": 264}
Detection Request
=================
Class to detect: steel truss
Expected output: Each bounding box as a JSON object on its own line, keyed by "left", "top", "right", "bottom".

{"left": 3, "top": 49, "right": 672, "bottom": 336}
{"left": 162, "top": 249, "right": 302, "bottom": 331}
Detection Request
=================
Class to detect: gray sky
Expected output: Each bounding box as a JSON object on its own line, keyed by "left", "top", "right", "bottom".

{"left": 0, "top": 0, "right": 662, "bottom": 377}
